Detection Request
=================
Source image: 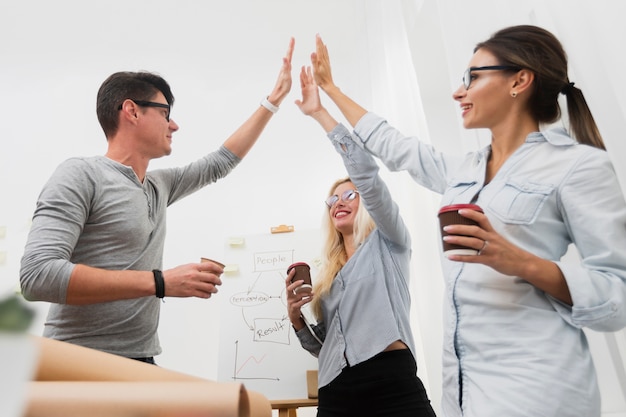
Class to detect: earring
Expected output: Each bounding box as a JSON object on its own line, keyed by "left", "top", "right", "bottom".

{"left": 511, "top": 92, "right": 518, "bottom": 98}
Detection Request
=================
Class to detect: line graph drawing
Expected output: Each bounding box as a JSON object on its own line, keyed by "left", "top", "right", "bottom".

{"left": 232, "top": 341, "right": 277, "bottom": 381}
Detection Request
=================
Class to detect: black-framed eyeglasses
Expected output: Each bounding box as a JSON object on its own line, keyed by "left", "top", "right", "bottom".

{"left": 118, "top": 99, "right": 171, "bottom": 121}
{"left": 325, "top": 189, "right": 359, "bottom": 208}
{"left": 462, "top": 65, "right": 521, "bottom": 90}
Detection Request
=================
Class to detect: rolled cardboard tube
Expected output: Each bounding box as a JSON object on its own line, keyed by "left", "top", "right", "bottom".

{"left": 32, "top": 335, "right": 203, "bottom": 382}
{"left": 28, "top": 336, "right": 272, "bottom": 417}
{"left": 25, "top": 381, "right": 250, "bottom": 417}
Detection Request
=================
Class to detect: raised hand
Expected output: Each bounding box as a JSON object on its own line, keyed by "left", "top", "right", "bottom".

{"left": 311, "top": 34, "right": 335, "bottom": 91}
{"left": 267, "top": 37, "right": 295, "bottom": 106}
{"left": 295, "top": 66, "right": 323, "bottom": 116}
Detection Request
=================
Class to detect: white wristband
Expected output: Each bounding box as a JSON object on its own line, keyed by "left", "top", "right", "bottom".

{"left": 260, "top": 96, "right": 279, "bottom": 114}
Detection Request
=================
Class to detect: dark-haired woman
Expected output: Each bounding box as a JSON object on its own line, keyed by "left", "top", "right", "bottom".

{"left": 309, "top": 26, "right": 626, "bottom": 417}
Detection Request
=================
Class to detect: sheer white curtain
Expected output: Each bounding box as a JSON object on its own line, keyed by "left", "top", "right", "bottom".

{"left": 359, "top": 1, "right": 447, "bottom": 413}
{"left": 359, "top": 1, "right": 626, "bottom": 415}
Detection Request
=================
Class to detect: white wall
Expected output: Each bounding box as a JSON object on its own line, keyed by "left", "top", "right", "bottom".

{"left": 1, "top": 1, "right": 625, "bottom": 416}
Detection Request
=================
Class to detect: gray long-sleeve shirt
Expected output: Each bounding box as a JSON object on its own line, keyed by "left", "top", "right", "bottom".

{"left": 20, "top": 146, "right": 239, "bottom": 358}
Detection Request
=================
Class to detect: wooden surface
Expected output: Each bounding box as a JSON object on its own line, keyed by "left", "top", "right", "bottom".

{"left": 270, "top": 398, "right": 318, "bottom": 417}
{"left": 306, "top": 370, "right": 318, "bottom": 399}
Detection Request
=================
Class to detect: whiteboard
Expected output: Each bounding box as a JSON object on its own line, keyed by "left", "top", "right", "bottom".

{"left": 217, "top": 229, "right": 321, "bottom": 400}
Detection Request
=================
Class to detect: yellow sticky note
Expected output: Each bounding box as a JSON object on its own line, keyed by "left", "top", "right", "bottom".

{"left": 228, "top": 237, "right": 245, "bottom": 246}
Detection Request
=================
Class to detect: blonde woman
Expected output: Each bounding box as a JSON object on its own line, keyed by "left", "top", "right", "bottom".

{"left": 285, "top": 66, "right": 435, "bottom": 417}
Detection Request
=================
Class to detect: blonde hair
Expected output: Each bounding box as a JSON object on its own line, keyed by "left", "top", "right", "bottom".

{"left": 310, "top": 177, "right": 375, "bottom": 319}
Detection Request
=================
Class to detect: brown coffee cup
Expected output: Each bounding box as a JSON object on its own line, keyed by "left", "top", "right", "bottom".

{"left": 287, "top": 262, "right": 312, "bottom": 294}
{"left": 437, "top": 204, "right": 483, "bottom": 256}
{"left": 200, "top": 257, "right": 225, "bottom": 269}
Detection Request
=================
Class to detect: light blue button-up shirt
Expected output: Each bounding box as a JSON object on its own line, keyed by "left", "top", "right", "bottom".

{"left": 353, "top": 112, "right": 626, "bottom": 417}
{"left": 295, "top": 123, "right": 417, "bottom": 389}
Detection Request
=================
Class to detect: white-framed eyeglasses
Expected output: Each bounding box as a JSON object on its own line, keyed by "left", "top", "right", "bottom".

{"left": 325, "top": 189, "right": 359, "bottom": 208}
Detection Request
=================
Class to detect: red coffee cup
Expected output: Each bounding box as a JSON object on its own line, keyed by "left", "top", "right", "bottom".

{"left": 437, "top": 204, "right": 483, "bottom": 256}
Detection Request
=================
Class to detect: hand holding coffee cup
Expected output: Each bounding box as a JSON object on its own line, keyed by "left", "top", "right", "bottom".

{"left": 200, "top": 257, "right": 225, "bottom": 272}
{"left": 287, "top": 262, "right": 312, "bottom": 294}
{"left": 438, "top": 204, "right": 484, "bottom": 257}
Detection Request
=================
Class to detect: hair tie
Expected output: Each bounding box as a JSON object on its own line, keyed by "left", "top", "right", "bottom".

{"left": 561, "top": 81, "right": 575, "bottom": 95}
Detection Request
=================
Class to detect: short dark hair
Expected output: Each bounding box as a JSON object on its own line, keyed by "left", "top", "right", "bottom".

{"left": 96, "top": 71, "right": 175, "bottom": 139}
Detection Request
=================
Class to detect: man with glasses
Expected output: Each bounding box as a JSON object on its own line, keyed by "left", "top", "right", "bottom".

{"left": 19, "top": 38, "right": 294, "bottom": 363}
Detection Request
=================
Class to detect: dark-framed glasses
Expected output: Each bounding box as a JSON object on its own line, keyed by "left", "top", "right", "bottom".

{"left": 462, "top": 65, "right": 521, "bottom": 90}
{"left": 118, "top": 99, "right": 171, "bottom": 121}
{"left": 325, "top": 189, "right": 359, "bottom": 208}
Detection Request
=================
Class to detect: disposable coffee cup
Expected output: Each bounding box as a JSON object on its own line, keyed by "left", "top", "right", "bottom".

{"left": 287, "top": 262, "right": 312, "bottom": 294}
{"left": 437, "top": 204, "right": 483, "bottom": 256}
{"left": 200, "top": 257, "right": 225, "bottom": 269}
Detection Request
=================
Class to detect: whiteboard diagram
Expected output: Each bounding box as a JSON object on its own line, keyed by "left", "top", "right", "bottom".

{"left": 217, "top": 229, "right": 321, "bottom": 400}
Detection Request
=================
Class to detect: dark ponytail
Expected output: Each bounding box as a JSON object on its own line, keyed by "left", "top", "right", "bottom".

{"left": 476, "top": 25, "right": 605, "bottom": 150}
{"left": 562, "top": 84, "right": 605, "bottom": 150}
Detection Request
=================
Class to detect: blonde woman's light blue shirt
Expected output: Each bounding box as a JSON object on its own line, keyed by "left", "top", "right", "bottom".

{"left": 295, "top": 123, "right": 417, "bottom": 389}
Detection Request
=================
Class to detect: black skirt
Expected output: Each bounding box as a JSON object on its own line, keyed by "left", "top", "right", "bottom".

{"left": 317, "top": 349, "right": 437, "bottom": 417}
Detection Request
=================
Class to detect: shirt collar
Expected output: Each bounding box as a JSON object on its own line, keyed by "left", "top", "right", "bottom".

{"left": 529, "top": 127, "right": 576, "bottom": 146}
{"left": 474, "top": 127, "right": 575, "bottom": 165}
